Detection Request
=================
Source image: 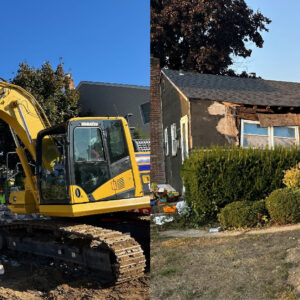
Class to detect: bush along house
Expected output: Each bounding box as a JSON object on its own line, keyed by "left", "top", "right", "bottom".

{"left": 159, "top": 68, "right": 300, "bottom": 193}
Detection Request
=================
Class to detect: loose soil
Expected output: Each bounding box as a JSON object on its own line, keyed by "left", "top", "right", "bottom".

{"left": 0, "top": 251, "right": 149, "bottom": 300}
{"left": 151, "top": 227, "right": 300, "bottom": 300}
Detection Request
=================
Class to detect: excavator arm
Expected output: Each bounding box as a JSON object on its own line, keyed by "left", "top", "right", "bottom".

{"left": 0, "top": 81, "right": 50, "bottom": 158}
{"left": 0, "top": 81, "right": 56, "bottom": 208}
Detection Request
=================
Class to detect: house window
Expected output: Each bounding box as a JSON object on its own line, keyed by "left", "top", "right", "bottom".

{"left": 164, "top": 127, "right": 169, "bottom": 156}
{"left": 274, "top": 127, "right": 298, "bottom": 147}
{"left": 241, "top": 120, "right": 299, "bottom": 148}
{"left": 171, "top": 123, "right": 178, "bottom": 156}
{"left": 140, "top": 102, "right": 150, "bottom": 124}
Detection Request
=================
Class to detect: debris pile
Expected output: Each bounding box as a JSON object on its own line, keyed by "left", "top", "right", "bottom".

{"left": 150, "top": 184, "right": 179, "bottom": 206}
{"left": 150, "top": 184, "right": 192, "bottom": 225}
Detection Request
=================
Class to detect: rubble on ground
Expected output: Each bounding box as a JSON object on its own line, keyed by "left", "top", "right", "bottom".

{"left": 153, "top": 215, "right": 174, "bottom": 226}
{"left": 150, "top": 184, "right": 179, "bottom": 205}
{"left": 150, "top": 184, "right": 192, "bottom": 225}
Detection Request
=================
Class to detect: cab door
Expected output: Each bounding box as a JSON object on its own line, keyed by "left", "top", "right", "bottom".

{"left": 101, "top": 120, "right": 135, "bottom": 199}
{"left": 72, "top": 124, "right": 112, "bottom": 200}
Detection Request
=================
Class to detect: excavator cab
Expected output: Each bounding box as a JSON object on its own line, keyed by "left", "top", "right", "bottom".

{"left": 9, "top": 117, "right": 149, "bottom": 217}
{"left": 33, "top": 117, "right": 148, "bottom": 214}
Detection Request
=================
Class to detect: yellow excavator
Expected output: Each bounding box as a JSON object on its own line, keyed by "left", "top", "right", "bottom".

{"left": 0, "top": 80, "right": 150, "bottom": 283}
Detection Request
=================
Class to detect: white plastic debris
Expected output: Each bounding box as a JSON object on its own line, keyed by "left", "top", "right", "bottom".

{"left": 153, "top": 216, "right": 174, "bottom": 225}
{"left": 0, "top": 264, "right": 4, "bottom": 275}
{"left": 209, "top": 227, "right": 222, "bottom": 233}
{"left": 176, "top": 201, "right": 189, "bottom": 215}
{"left": 156, "top": 184, "right": 176, "bottom": 192}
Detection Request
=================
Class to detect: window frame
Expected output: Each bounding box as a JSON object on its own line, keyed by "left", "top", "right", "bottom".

{"left": 139, "top": 101, "right": 150, "bottom": 125}
{"left": 240, "top": 119, "right": 299, "bottom": 148}
{"left": 180, "top": 115, "right": 189, "bottom": 162}
{"left": 164, "top": 127, "right": 169, "bottom": 156}
{"left": 170, "top": 123, "right": 178, "bottom": 156}
{"left": 104, "top": 120, "right": 129, "bottom": 164}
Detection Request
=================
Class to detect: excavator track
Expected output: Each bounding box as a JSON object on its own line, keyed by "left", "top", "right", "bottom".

{"left": 0, "top": 219, "right": 146, "bottom": 284}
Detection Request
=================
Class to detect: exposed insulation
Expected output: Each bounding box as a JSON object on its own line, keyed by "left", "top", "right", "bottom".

{"left": 216, "top": 112, "right": 239, "bottom": 143}
{"left": 258, "top": 114, "right": 300, "bottom": 127}
{"left": 207, "top": 102, "right": 239, "bottom": 144}
{"left": 207, "top": 101, "right": 226, "bottom": 115}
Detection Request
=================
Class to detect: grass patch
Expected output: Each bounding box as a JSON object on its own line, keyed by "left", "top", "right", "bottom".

{"left": 160, "top": 268, "right": 179, "bottom": 276}
{"left": 151, "top": 229, "right": 300, "bottom": 299}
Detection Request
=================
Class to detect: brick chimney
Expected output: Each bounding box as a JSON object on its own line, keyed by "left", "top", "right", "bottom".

{"left": 150, "top": 57, "right": 166, "bottom": 184}
{"left": 66, "top": 73, "right": 75, "bottom": 90}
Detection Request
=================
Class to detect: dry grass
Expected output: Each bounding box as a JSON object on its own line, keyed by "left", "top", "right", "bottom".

{"left": 151, "top": 230, "right": 300, "bottom": 300}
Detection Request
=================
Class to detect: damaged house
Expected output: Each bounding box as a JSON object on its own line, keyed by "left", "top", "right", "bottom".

{"left": 158, "top": 69, "right": 300, "bottom": 192}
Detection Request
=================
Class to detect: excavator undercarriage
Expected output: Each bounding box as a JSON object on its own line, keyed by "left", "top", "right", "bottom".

{"left": 0, "top": 219, "right": 146, "bottom": 284}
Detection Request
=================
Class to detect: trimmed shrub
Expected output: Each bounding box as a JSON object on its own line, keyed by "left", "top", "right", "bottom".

{"left": 181, "top": 146, "right": 300, "bottom": 219}
{"left": 218, "top": 200, "right": 268, "bottom": 229}
{"left": 283, "top": 163, "right": 300, "bottom": 188}
{"left": 265, "top": 188, "right": 300, "bottom": 225}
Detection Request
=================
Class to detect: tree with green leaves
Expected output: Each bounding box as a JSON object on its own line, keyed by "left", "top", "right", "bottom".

{"left": 11, "top": 61, "right": 80, "bottom": 125}
{"left": 151, "top": 0, "right": 271, "bottom": 76}
{"left": 0, "top": 61, "right": 80, "bottom": 167}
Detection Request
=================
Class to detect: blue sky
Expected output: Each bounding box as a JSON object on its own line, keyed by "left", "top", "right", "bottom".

{"left": 0, "top": 0, "right": 150, "bottom": 87}
{"left": 1, "top": 1, "right": 298, "bottom": 86}
{"left": 232, "top": 0, "right": 300, "bottom": 82}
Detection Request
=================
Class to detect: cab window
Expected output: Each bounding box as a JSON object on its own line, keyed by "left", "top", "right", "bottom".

{"left": 73, "top": 127, "right": 109, "bottom": 194}
{"left": 104, "top": 120, "right": 129, "bottom": 163}
{"left": 74, "top": 128, "right": 105, "bottom": 162}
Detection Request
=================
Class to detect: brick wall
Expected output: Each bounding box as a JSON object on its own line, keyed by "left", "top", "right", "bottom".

{"left": 150, "top": 57, "right": 166, "bottom": 183}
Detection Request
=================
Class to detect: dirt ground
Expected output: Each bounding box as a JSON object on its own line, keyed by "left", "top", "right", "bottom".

{"left": 151, "top": 227, "right": 300, "bottom": 300}
{"left": 0, "top": 251, "right": 150, "bottom": 300}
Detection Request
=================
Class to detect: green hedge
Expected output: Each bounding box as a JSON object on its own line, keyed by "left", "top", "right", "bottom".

{"left": 181, "top": 146, "right": 300, "bottom": 219}
{"left": 266, "top": 188, "right": 300, "bottom": 225}
{"left": 218, "top": 200, "right": 268, "bottom": 229}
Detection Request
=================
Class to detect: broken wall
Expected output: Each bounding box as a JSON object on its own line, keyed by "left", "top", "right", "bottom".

{"left": 190, "top": 100, "right": 239, "bottom": 147}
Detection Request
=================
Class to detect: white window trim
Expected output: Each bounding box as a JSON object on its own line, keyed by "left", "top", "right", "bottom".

{"left": 164, "top": 127, "right": 169, "bottom": 156}
{"left": 171, "top": 123, "right": 178, "bottom": 156}
{"left": 240, "top": 119, "right": 299, "bottom": 148}
{"left": 180, "top": 115, "right": 189, "bottom": 162}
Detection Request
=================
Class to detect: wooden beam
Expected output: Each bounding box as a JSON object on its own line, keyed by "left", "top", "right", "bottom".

{"left": 222, "top": 101, "right": 240, "bottom": 107}
{"left": 237, "top": 112, "right": 259, "bottom": 121}
{"left": 237, "top": 106, "right": 272, "bottom": 114}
